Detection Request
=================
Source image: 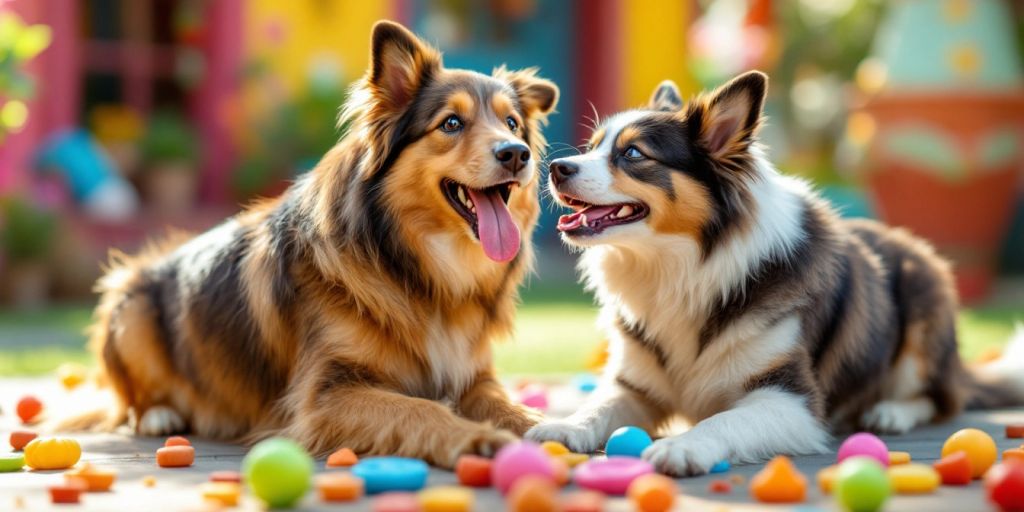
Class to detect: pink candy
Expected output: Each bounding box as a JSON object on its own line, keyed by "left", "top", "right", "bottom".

{"left": 837, "top": 432, "right": 889, "bottom": 467}
{"left": 518, "top": 384, "right": 549, "bottom": 411}
{"left": 573, "top": 457, "right": 655, "bottom": 495}
{"left": 491, "top": 442, "right": 555, "bottom": 494}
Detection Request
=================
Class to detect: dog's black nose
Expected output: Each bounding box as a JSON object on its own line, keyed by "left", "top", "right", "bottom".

{"left": 494, "top": 141, "right": 530, "bottom": 174}
{"left": 549, "top": 159, "right": 579, "bottom": 185}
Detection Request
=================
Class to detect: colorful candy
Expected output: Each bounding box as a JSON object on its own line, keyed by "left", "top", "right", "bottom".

{"left": 57, "top": 363, "right": 88, "bottom": 390}
{"left": 327, "top": 447, "right": 359, "bottom": 467}
{"left": 1004, "top": 448, "right": 1024, "bottom": 464}
{"left": 1006, "top": 424, "right": 1024, "bottom": 439}
{"left": 887, "top": 463, "right": 940, "bottom": 494}
{"left": 49, "top": 479, "right": 87, "bottom": 504}
{"left": 9, "top": 430, "right": 36, "bottom": 451}
{"left": 560, "top": 490, "right": 606, "bottom": 512}
{"left": 242, "top": 437, "right": 314, "bottom": 508}
{"left": 24, "top": 437, "right": 81, "bottom": 470}
{"left": 156, "top": 446, "right": 194, "bottom": 468}
{"left": 507, "top": 475, "right": 558, "bottom": 512}
{"left": 353, "top": 457, "right": 430, "bottom": 494}
{"left": 491, "top": 442, "right": 555, "bottom": 494}
{"left": 941, "top": 428, "right": 997, "bottom": 478}
{"left": 0, "top": 453, "right": 25, "bottom": 472}
{"left": 708, "top": 479, "right": 732, "bottom": 494}
{"left": 710, "top": 459, "right": 730, "bottom": 473}
{"left": 984, "top": 462, "right": 1024, "bottom": 512}
{"left": 66, "top": 464, "right": 117, "bottom": 492}
{"left": 933, "top": 451, "right": 972, "bottom": 485}
{"left": 16, "top": 396, "right": 43, "bottom": 424}
{"left": 142, "top": 475, "right": 157, "bottom": 487}
{"left": 628, "top": 473, "right": 677, "bottom": 512}
{"left": 518, "top": 384, "right": 549, "bottom": 411}
{"left": 455, "top": 455, "right": 492, "bottom": 487}
{"left": 372, "top": 492, "right": 421, "bottom": 512}
{"left": 418, "top": 486, "right": 474, "bottom": 512}
{"left": 574, "top": 456, "right": 654, "bottom": 495}
{"left": 541, "top": 440, "right": 569, "bottom": 456}
{"left": 210, "top": 470, "right": 242, "bottom": 483}
{"left": 317, "top": 473, "right": 365, "bottom": 502}
{"left": 551, "top": 457, "right": 570, "bottom": 487}
{"left": 572, "top": 374, "right": 598, "bottom": 393}
{"left": 559, "top": 452, "right": 590, "bottom": 467}
{"left": 837, "top": 432, "right": 888, "bottom": 467}
{"left": 164, "top": 436, "right": 190, "bottom": 447}
{"left": 200, "top": 482, "right": 241, "bottom": 506}
{"left": 750, "top": 456, "right": 807, "bottom": 503}
{"left": 604, "top": 426, "right": 652, "bottom": 458}
{"left": 834, "top": 456, "right": 890, "bottom": 512}
{"left": 816, "top": 465, "right": 838, "bottom": 493}
{"left": 888, "top": 451, "right": 911, "bottom": 465}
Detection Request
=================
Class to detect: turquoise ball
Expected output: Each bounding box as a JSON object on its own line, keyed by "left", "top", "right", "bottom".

{"left": 604, "top": 426, "right": 652, "bottom": 458}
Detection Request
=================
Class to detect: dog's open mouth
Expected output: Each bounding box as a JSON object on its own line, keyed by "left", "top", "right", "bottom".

{"left": 442, "top": 178, "right": 519, "bottom": 262}
{"left": 556, "top": 194, "right": 649, "bottom": 236}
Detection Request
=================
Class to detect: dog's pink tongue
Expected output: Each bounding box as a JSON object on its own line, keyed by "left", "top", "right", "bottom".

{"left": 468, "top": 187, "right": 520, "bottom": 262}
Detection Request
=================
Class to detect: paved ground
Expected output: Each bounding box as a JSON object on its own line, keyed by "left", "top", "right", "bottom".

{"left": 1, "top": 378, "right": 1023, "bottom": 511}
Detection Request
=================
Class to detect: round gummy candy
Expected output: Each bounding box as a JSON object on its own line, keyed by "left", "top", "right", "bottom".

{"left": 574, "top": 456, "right": 654, "bottom": 495}
{"left": 941, "top": 428, "right": 996, "bottom": 479}
{"left": 352, "top": 457, "right": 429, "bottom": 494}
{"left": 837, "top": 432, "right": 888, "bottom": 467}
{"left": 710, "top": 459, "right": 730, "bottom": 473}
{"left": 492, "top": 442, "right": 554, "bottom": 494}
{"left": 985, "top": 462, "right": 1024, "bottom": 512}
{"left": 834, "top": 456, "right": 890, "bottom": 512}
{"left": 573, "top": 374, "right": 598, "bottom": 393}
{"left": 604, "top": 426, "right": 652, "bottom": 458}
{"left": 242, "top": 437, "right": 313, "bottom": 508}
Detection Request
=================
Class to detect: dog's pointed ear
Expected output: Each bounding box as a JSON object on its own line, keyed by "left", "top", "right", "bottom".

{"left": 368, "top": 21, "right": 441, "bottom": 113}
{"left": 649, "top": 80, "right": 683, "bottom": 112}
{"left": 493, "top": 66, "right": 559, "bottom": 119}
{"left": 690, "top": 71, "right": 767, "bottom": 158}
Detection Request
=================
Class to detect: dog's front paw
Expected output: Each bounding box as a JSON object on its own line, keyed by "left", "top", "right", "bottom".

{"left": 497, "top": 405, "right": 543, "bottom": 436}
{"left": 525, "top": 421, "right": 602, "bottom": 453}
{"left": 642, "top": 435, "right": 724, "bottom": 477}
{"left": 450, "top": 428, "right": 518, "bottom": 464}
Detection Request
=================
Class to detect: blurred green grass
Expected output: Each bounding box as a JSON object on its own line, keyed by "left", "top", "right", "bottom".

{"left": 0, "top": 295, "right": 1019, "bottom": 377}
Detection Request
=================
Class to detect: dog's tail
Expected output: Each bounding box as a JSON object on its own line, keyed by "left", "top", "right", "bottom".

{"left": 965, "top": 325, "right": 1024, "bottom": 409}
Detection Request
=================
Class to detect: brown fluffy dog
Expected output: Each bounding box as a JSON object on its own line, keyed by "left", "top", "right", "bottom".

{"left": 65, "top": 21, "right": 558, "bottom": 467}
{"left": 528, "top": 71, "right": 1024, "bottom": 475}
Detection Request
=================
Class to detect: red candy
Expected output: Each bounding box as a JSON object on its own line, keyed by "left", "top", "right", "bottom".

{"left": 933, "top": 451, "right": 972, "bottom": 486}
{"left": 9, "top": 431, "right": 36, "bottom": 451}
{"left": 709, "top": 479, "right": 732, "bottom": 494}
{"left": 1007, "top": 424, "right": 1024, "bottom": 439}
{"left": 16, "top": 396, "right": 43, "bottom": 424}
{"left": 985, "top": 462, "right": 1024, "bottom": 512}
{"left": 455, "top": 455, "right": 492, "bottom": 487}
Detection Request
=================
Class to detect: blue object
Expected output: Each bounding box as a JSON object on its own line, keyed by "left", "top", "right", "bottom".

{"left": 351, "top": 457, "right": 429, "bottom": 494}
{"left": 35, "top": 129, "right": 120, "bottom": 201}
{"left": 710, "top": 459, "right": 730, "bottom": 473}
{"left": 573, "top": 373, "right": 598, "bottom": 393}
{"left": 604, "top": 426, "right": 653, "bottom": 458}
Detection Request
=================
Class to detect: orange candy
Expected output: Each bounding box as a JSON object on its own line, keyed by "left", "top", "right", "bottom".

{"left": 933, "top": 451, "right": 972, "bottom": 485}
{"left": 156, "top": 445, "right": 194, "bottom": 467}
{"left": 560, "top": 490, "right": 606, "bottom": 512}
{"left": 327, "top": 447, "right": 359, "bottom": 467}
{"left": 9, "top": 431, "right": 36, "bottom": 451}
{"left": 1004, "top": 449, "right": 1024, "bottom": 464}
{"left": 628, "top": 474, "right": 677, "bottom": 512}
{"left": 50, "top": 478, "right": 87, "bottom": 504}
{"left": 507, "top": 475, "right": 558, "bottom": 512}
{"left": 16, "top": 396, "right": 43, "bottom": 424}
{"left": 551, "top": 457, "right": 570, "bottom": 487}
{"left": 941, "top": 428, "right": 997, "bottom": 479}
{"left": 66, "top": 464, "right": 117, "bottom": 492}
{"left": 455, "top": 455, "right": 492, "bottom": 487}
{"left": 210, "top": 470, "right": 242, "bottom": 483}
{"left": 317, "top": 473, "right": 365, "bottom": 502}
{"left": 164, "top": 436, "right": 191, "bottom": 447}
{"left": 708, "top": 479, "right": 732, "bottom": 493}
{"left": 750, "top": 456, "right": 807, "bottom": 503}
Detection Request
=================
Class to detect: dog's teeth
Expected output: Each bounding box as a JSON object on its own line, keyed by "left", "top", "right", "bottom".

{"left": 618, "top": 205, "right": 633, "bottom": 218}
{"left": 458, "top": 186, "right": 468, "bottom": 204}
{"left": 581, "top": 214, "right": 589, "bottom": 227}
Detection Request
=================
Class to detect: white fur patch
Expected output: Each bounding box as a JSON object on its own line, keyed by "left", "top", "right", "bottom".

{"left": 861, "top": 398, "right": 935, "bottom": 434}
{"left": 643, "top": 388, "right": 829, "bottom": 476}
{"left": 137, "top": 406, "right": 186, "bottom": 436}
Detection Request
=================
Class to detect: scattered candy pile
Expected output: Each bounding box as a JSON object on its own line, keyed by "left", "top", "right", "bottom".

{"left": 4, "top": 391, "right": 1024, "bottom": 510}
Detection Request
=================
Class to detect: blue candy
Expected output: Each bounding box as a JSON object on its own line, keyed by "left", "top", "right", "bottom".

{"left": 573, "top": 374, "right": 598, "bottom": 393}
{"left": 351, "top": 457, "right": 429, "bottom": 494}
{"left": 710, "top": 459, "right": 730, "bottom": 473}
{"left": 604, "top": 426, "right": 652, "bottom": 458}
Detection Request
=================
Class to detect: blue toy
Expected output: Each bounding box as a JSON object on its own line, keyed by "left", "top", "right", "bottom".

{"left": 710, "top": 459, "right": 730, "bottom": 473}
{"left": 604, "top": 426, "right": 653, "bottom": 458}
{"left": 572, "top": 373, "right": 598, "bottom": 393}
{"left": 351, "top": 457, "right": 429, "bottom": 494}
{"left": 34, "top": 129, "right": 139, "bottom": 220}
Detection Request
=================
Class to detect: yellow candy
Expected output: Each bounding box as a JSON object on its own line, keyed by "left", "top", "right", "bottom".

{"left": 541, "top": 441, "right": 569, "bottom": 457}
{"left": 888, "top": 464, "right": 940, "bottom": 494}
{"left": 419, "top": 486, "right": 474, "bottom": 512}
{"left": 57, "top": 363, "right": 88, "bottom": 390}
{"left": 200, "top": 482, "right": 241, "bottom": 506}
{"left": 559, "top": 452, "right": 590, "bottom": 467}
{"left": 941, "top": 428, "right": 997, "bottom": 479}
{"left": 888, "top": 451, "right": 911, "bottom": 465}
{"left": 817, "top": 465, "right": 838, "bottom": 493}
{"left": 24, "top": 438, "right": 81, "bottom": 470}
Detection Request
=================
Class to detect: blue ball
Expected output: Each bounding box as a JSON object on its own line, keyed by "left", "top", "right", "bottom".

{"left": 604, "top": 426, "right": 653, "bottom": 458}
{"left": 710, "top": 459, "right": 730, "bottom": 473}
{"left": 573, "top": 374, "right": 598, "bottom": 393}
{"left": 351, "top": 457, "right": 429, "bottom": 494}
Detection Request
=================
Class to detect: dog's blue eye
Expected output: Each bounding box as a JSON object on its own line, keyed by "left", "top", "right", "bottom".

{"left": 624, "top": 146, "right": 645, "bottom": 160}
{"left": 506, "top": 116, "right": 518, "bottom": 132}
{"left": 440, "top": 115, "right": 463, "bottom": 133}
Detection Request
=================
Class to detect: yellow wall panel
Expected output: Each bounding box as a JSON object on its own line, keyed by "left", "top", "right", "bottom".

{"left": 622, "top": 0, "right": 696, "bottom": 108}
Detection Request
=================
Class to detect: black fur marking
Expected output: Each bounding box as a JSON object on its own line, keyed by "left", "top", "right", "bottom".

{"left": 810, "top": 252, "right": 852, "bottom": 366}
{"left": 745, "top": 360, "right": 814, "bottom": 397}
{"left": 316, "top": 359, "right": 380, "bottom": 400}
{"left": 615, "top": 375, "right": 652, "bottom": 400}
{"left": 143, "top": 265, "right": 180, "bottom": 367}
{"left": 616, "top": 314, "right": 668, "bottom": 368}
{"left": 267, "top": 194, "right": 299, "bottom": 314}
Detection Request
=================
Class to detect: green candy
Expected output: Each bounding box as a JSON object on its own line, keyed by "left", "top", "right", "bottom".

{"left": 0, "top": 453, "right": 25, "bottom": 472}
{"left": 834, "top": 456, "right": 891, "bottom": 512}
{"left": 242, "top": 437, "right": 313, "bottom": 508}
